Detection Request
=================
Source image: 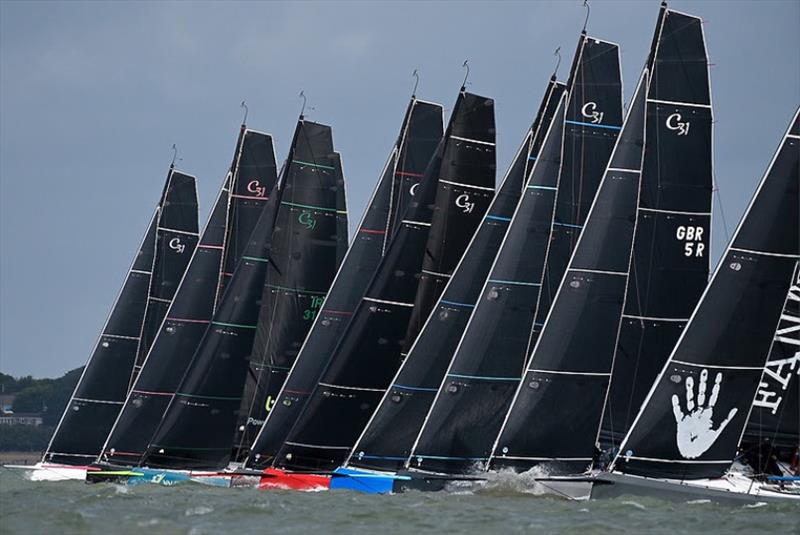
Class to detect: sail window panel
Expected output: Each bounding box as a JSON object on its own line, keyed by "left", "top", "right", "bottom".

{"left": 617, "top": 364, "right": 762, "bottom": 479}
{"left": 493, "top": 370, "right": 608, "bottom": 471}
{"left": 159, "top": 172, "right": 199, "bottom": 232}
{"left": 102, "top": 273, "right": 151, "bottom": 338}
{"left": 624, "top": 212, "right": 710, "bottom": 319}
{"left": 649, "top": 12, "right": 710, "bottom": 105}
{"left": 134, "top": 321, "right": 211, "bottom": 390}
{"left": 639, "top": 104, "right": 712, "bottom": 213}
{"left": 77, "top": 338, "right": 139, "bottom": 401}
{"left": 160, "top": 249, "right": 224, "bottom": 319}
{"left": 440, "top": 141, "right": 496, "bottom": 186}
{"left": 411, "top": 379, "right": 518, "bottom": 474}
{"left": 673, "top": 254, "right": 797, "bottom": 368}
{"left": 602, "top": 319, "right": 687, "bottom": 446}
{"left": 103, "top": 394, "right": 171, "bottom": 464}
{"left": 280, "top": 390, "right": 385, "bottom": 472}
{"left": 731, "top": 139, "right": 799, "bottom": 255}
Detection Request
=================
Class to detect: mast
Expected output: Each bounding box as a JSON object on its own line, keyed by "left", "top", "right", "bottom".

{"left": 272, "top": 87, "right": 496, "bottom": 472}
{"left": 244, "top": 98, "right": 443, "bottom": 469}
{"left": 491, "top": 70, "right": 648, "bottom": 475}
{"left": 347, "top": 78, "right": 565, "bottom": 472}
{"left": 406, "top": 34, "right": 622, "bottom": 476}
{"left": 599, "top": 6, "right": 714, "bottom": 448}
{"left": 610, "top": 107, "right": 799, "bottom": 480}
{"left": 99, "top": 128, "right": 278, "bottom": 467}
{"left": 229, "top": 119, "right": 348, "bottom": 463}
{"left": 44, "top": 168, "right": 199, "bottom": 466}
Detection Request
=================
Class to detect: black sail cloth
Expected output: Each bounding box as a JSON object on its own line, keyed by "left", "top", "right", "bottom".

{"left": 600, "top": 8, "right": 714, "bottom": 448}
{"left": 245, "top": 99, "right": 443, "bottom": 469}
{"left": 99, "top": 130, "right": 278, "bottom": 466}
{"left": 408, "top": 35, "right": 622, "bottom": 476}
{"left": 491, "top": 72, "right": 648, "bottom": 475}
{"left": 612, "top": 107, "right": 799, "bottom": 480}
{"left": 273, "top": 90, "right": 495, "bottom": 472}
{"left": 743, "top": 266, "right": 799, "bottom": 452}
{"left": 44, "top": 169, "right": 198, "bottom": 465}
{"left": 347, "top": 79, "right": 566, "bottom": 472}
{"left": 231, "top": 121, "right": 348, "bottom": 461}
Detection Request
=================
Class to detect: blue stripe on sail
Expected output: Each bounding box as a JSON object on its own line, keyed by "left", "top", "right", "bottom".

{"left": 356, "top": 454, "right": 409, "bottom": 461}
{"left": 448, "top": 373, "right": 519, "bottom": 381}
{"left": 485, "top": 215, "right": 512, "bottom": 222}
{"left": 488, "top": 279, "right": 541, "bottom": 287}
{"left": 440, "top": 300, "right": 475, "bottom": 308}
{"left": 553, "top": 222, "right": 583, "bottom": 229}
{"left": 565, "top": 120, "right": 622, "bottom": 130}
{"left": 528, "top": 156, "right": 537, "bottom": 161}
{"left": 393, "top": 384, "right": 438, "bottom": 392}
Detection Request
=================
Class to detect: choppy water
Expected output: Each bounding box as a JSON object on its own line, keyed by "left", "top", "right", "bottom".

{"left": 1, "top": 469, "right": 798, "bottom": 534}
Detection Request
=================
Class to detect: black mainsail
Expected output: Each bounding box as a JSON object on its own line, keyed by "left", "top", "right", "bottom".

{"left": 99, "top": 128, "right": 278, "bottom": 466}
{"left": 347, "top": 79, "right": 566, "bottom": 472}
{"left": 599, "top": 6, "right": 714, "bottom": 448}
{"left": 273, "top": 88, "right": 495, "bottom": 472}
{"left": 609, "top": 107, "right": 799, "bottom": 480}
{"left": 44, "top": 168, "right": 198, "bottom": 466}
{"left": 230, "top": 120, "right": 349, "bottom": 461}
{"left": 245, "top": 98, "right": 443, "bottom": 469}
{"left": 407, "top": 35, "right": 622, "bottom": 475}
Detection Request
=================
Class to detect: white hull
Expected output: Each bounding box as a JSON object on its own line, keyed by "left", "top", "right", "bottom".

{"left": 592, "top": 471, "right": 800, "bottom": 505}
{"left": 4, "top": 462, "right": 88, "bottom": 482}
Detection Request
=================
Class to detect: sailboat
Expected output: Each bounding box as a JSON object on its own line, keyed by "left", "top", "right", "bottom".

{"left": 486, "top": 4, "right": 713, "bottom": 500}
{"left": 94, "top": 121, "right": 279, "bottom": 470}
{"left": 243, "top": 92, "right": 443, "bottom": 478}
{"left": 261, "top": 81, "right": 496, "bottom": 490}
{"left": 399, "top": 31, "right": 621, "bottom": 489}
{"left": 332, "top": 77, "right": 566, "bottom": 493}
{"left": 15, "top": 164, "right": 199, "bottom": 482}
{"left": 592, "top": 106, "right": 799, "bottom": 504}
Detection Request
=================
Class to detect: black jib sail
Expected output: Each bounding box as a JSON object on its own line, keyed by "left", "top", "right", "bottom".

{"left": 599, "top": 7, "right": 714, "bottom": 448}
{"left": 408, "top": 35, "right": 622, "bottom": 475}
{"left": 244, "top": 98, "right": 443, "bottom": 469}
{"left": 347, "top": 79, "right": 566, "bottom": 472}
{"left": 230, "top": 120, "right": 349, "bottom": 462}
{"left": 44, "top": 168, "right": 199, "bottom": 466}
{"left": 99, "top": 128, "right": 278, "bottom": 466}
{"left": 610, "top": 107, "right": 799, "bottom": 480}
{"left": 743, "top": 265, "right": 799, "bottom": 453}
{"left": 273, "top": 89, "right": 495, "bottom": 472}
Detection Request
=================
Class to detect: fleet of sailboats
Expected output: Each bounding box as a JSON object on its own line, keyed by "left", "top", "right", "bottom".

{"left": 7, "top": 2, "right": 798, "bottom": 505}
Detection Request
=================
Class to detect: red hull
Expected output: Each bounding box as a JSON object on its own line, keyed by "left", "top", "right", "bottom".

{"left": 258, "top": 468, "right": 331, "bottom": 491}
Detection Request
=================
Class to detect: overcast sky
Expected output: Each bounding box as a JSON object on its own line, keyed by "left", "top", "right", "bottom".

{"left": 1, "top": 0, "right": 798, "bottom": 377}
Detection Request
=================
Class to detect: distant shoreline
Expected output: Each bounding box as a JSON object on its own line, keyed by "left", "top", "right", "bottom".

{"left": 0, "top": 451, "right": 40, "bottom": 465}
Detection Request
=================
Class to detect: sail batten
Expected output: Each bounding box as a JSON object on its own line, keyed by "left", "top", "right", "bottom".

{"left": 347, "top": 79, "right": 566, "bottom": 472}
{"left": 272, "top": 89, "right": 495, "bottom": 472}
{"left": 99, "top": 129, "right": 278, "bottom": 466}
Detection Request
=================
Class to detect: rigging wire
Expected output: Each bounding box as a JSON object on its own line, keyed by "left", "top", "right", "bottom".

{"left": 461, "top": 60, "right": 470, "bottom": 91}
{"left": 170, "top": 144, "right": 180, "bottom": 168}
{"left": 581, "top": 0, "right": 590, "bottom": 34}
{"left": 241, "top": 100, "right": 249, "bottom": 126}
{"left": 411, "top": 69, "right": 420, "bottom": 98}
{"left": 551, "top": 47, "right": 562, "bottom": 80}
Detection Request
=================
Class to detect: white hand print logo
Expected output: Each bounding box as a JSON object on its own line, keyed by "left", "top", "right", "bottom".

{"left": 671, "top": 369, "right": 738, "bottom": 459}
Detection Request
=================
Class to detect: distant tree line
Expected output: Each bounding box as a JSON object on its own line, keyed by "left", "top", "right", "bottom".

{"left": 0, "top": 368, "right": 82, "bottom": 451}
